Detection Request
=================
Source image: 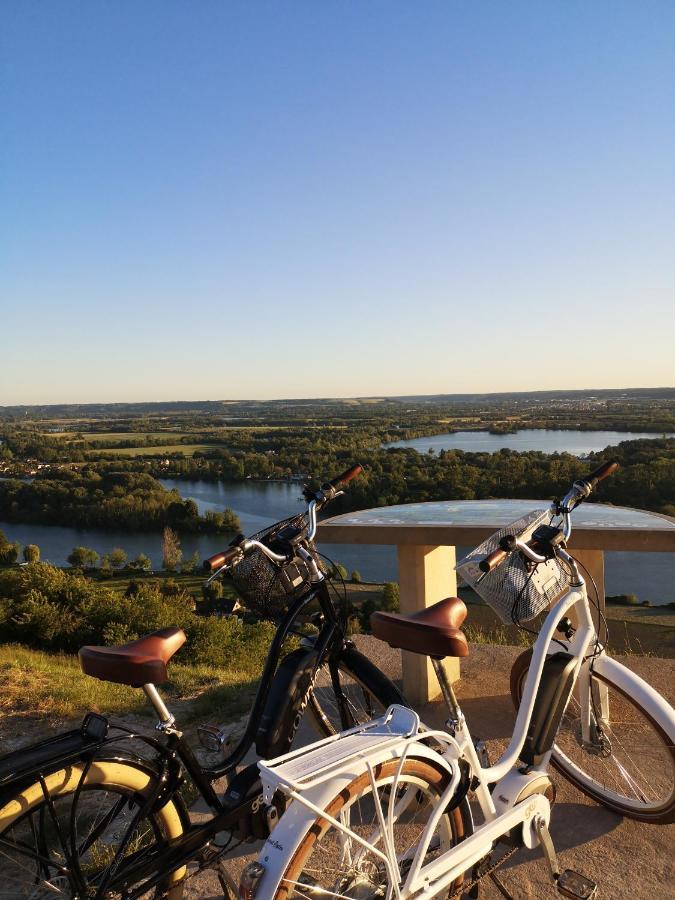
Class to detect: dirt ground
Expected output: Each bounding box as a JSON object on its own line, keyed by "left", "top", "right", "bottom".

{"left": 184, "top": 636, "right": 675, "bottom": 899}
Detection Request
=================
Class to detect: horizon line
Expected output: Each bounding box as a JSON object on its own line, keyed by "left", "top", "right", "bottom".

{"left": 2, "top": 384, "right": 675, "bottom": 411}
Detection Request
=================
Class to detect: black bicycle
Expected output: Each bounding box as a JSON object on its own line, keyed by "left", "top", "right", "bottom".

{"left": 0, "top": 465, "right": 403, "bottom": 898}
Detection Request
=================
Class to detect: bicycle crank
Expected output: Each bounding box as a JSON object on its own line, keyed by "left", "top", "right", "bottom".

{"left": 534, "top": 816, "right": 597, "bottom": 899}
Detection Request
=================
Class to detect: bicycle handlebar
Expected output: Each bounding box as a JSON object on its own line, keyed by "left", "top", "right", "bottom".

{"left": 479, "top": 547, "right": 508, "bottom": 574}
{"left": 329, "top": 464, "right": 363, "bottom": 489}
{"left": 203, "top": 547, "right": 241, "bottom": 573}
{"left": 203, "top": 463, "right": 363, "bottom": 576}
{"left": 478, "top": 460, "right": 619, "bottom": 575}
{"left": 579, "top": 460, "right": 619, "bottom": 490}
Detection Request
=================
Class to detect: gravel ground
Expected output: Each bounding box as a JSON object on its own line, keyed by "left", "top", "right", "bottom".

{"left": 184, "top": 635, "right": 675, "bottom": 899}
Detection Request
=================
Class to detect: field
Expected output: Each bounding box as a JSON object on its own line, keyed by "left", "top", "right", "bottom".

{"left": 87, "top": 443, "right": 219, "bottom": 457}
{"left": 46, "top": 431, "right": 193, "bottom": 442}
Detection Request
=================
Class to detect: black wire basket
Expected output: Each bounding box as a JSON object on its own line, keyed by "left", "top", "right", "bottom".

{"left": 227, "top": 513, "right": 326, "bottom": 618}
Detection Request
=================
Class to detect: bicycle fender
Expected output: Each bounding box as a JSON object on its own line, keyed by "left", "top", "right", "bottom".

{"left": 0, "top": 717, "right": 110, "bottom": 800}
{"left": 255, "top": 647, "right": 318, "bottom": 759}
{"left": 254, "top": 741, "right": 455, "bottom": 898}
{"left": 592, "top": 655, "right": 675, "bottom": 742}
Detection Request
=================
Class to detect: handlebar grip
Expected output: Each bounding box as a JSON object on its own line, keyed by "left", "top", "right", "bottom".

{"left": 479, "top": 547, "right": 509, "bottom": 574}
{"left": 203, "top": 547, "right": 240, "bottom": 572}
{"left": 329, "top": 464, "right": 363, "bottom": 489}
{"left": 582, "top": 460, "right": 619, "bottom": 489}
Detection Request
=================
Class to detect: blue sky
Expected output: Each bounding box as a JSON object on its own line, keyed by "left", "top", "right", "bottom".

{"left": 2, "top": 1, "right": 674, "bottom": 404}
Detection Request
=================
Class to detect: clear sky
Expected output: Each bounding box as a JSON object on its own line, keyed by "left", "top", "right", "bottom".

{"left": 2, "top": 1, "right": 674, "bottom": 404}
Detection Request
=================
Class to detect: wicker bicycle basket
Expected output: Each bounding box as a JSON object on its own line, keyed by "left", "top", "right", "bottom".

{"left": 226, "top": 513, "right": 326, "bottom": 618}
{"left": 455, "top": 508, "right": 572, "bottom": 624}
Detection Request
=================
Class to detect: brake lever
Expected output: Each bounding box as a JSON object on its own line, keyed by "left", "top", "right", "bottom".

{"left": 205, "top": 563, "right": 229, "bottom": 586}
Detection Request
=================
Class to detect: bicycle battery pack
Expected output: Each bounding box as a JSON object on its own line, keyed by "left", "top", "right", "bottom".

{"left": 256, "top": 647, "right": 317, "bottom": 758}
{"left": 521, "top": 652, "right": 577, "bottom": 766}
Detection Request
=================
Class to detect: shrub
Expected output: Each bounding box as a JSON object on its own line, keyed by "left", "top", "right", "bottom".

{"left": 0, "top": 563, "right": 276, "bottom": 674}
{"left": 202, "top": 580, "right": 225, "bottom": 601}
{"left": 110, "top": 548, "right": 128, "bottom": 570}
{"left": 67, "top": 546, "right": 100, "bottom": 569}
{"left": 351, "top": 570, "right": 362, "bottom": 584}
{"left": 180, "top": 551, "right": 200, "bottom": 574}
{"left": 0, "top": 541, "right": 20, "bottom": 566}
{"left": 23, "top": 544, "right": 40, "bottom": 564}
{"left": 129, "top": 553, "right": 152, "bottom": 572}
{"left": 381, "top": 582, "right": 400, "bottom": 612}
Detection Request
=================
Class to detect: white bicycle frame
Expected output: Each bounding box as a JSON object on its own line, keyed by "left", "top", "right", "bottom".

{"left": 253, "top": 494, "right": 675, "bottom": 899}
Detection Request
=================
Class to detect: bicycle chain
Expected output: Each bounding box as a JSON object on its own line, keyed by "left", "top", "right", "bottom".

{"left": 448, "top": 844, "right": 519, "bottom": 899}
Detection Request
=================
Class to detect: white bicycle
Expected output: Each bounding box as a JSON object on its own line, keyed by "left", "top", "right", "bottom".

{"left": 241, "top": 462, "right": 675, "bottom": 900}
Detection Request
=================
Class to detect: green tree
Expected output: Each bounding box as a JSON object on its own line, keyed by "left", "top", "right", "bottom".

{"left": 162, "top": 527, "right": 182, "bottom": 571}
{"left": 0, "top": 541, "right": 20, "bottom": 565}
{"left": 330, "top": 563, "right": 348, "bottom": 581}
{"left": 110, "top": 547, "right": 128, "bottom": 570}
{"left": 358, "top": 597, "right": 378, "bottom": 632}
{"left": 381, "top": 582, "right": 400, "bottom": 612}
{"left": 23, "top": 544, "right": 40, "bottom": 564}
{"left": 130, "top": 553, "right": 152, "bottom": 572}
{"left": 67, "top": 546, "right": 100, "bottom": 569}
{"left": 180, "top": 550, "right": 200, "bottom": 574}
{"left": 100, "top": 554, "right": 113, "bottom": 577}
{"left": 350, "top": 570, "right": 362, "bottom": 584}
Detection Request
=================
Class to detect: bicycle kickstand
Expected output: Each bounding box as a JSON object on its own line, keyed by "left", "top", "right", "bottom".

{"left": 534, "top": 817, "right": 598, "bottom": 900}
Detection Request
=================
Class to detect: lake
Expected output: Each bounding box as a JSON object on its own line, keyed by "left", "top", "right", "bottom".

{"left": 1, "top": 477, "right": 673, "bottom": 604}
{"left": 384, "top": 429, "right": 675, "bottom": 456}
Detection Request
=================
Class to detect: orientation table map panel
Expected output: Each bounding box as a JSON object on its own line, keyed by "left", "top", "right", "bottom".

{"left": 318, "top": 501, "right": 675, "bottom": 552}
{"left": 328, "top": 501, "right": 675, "bottom": 529}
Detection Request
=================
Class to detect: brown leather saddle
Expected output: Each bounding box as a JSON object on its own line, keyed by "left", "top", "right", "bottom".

{"left": 371, "top": 596, "right": 469, "bottom": 659}
{"left": 79, "top": 627, "right": 186, "bottom": 687}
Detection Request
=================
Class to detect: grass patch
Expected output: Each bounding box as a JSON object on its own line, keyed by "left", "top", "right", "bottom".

{"left": 46, "top": 432, "right": 190, "bottom": 443}
{"left": 88, "top": 444, "right": 219, "bottom": 457}
{"left": 464, "top": 624, "right": 532, "bottom": 648}
{"left": 0, "top": 643, "right": 260, "bottom": 725}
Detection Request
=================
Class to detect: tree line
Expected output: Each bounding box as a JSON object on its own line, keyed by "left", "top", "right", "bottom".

{"left": 0, "top": 468, "right": 241, "bottom": 533}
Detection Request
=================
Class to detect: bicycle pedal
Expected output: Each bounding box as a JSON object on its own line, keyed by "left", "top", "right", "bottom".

{"left": 556, "top": 869, "right": 597, "bottom": 900}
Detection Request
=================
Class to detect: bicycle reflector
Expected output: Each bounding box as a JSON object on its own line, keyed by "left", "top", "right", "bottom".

{"left": 239, "top": 861, "right": 265, "bottom": 900}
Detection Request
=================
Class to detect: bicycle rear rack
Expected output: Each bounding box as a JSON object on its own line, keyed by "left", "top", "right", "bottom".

{"left": 258, "top": 704, "right": 419, "bottom": 801}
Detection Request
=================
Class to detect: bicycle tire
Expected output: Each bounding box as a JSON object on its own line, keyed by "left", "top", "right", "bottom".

{"left": 0, "top": 758, "right": 187, "bottom": 898}
{"left": 271, "top": 756, "right": 469, "bottom": 900}
{"left": 510, "top": 648, "right": 675, "bottom": 823}
{"left": 307, "top": 644, "right": 405, "bottom": 736}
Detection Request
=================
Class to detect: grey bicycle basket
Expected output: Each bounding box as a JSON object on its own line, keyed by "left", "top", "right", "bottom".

{"left": 455, "top": 508, "right": 571, "bottom": 624}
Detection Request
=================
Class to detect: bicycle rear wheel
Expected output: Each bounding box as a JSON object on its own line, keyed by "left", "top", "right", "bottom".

{"left": 511, "top": 649, "right": 675, "bottom": 823}
{"left": 307, "top": 645, "right": 405, "bottom": 736}
{"left": 0, "top": 759, "right": 187, "bottom": 898}
{"left": 272, "top": 757, "right": 469, "bottom": 899}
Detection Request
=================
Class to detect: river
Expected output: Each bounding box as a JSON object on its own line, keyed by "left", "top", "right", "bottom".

{"left": 1, "top": 476, "right": 673, "bottom": 604}
{"left": 385, "top": 429, "right": 675, "bottom": 456}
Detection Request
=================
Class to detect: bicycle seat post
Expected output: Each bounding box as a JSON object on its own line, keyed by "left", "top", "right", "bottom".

{"left": 431, "top": 657, "right": 463, "bottom": 728}
{"left": 143, "top": 683, "right": 181, "bottom": 736}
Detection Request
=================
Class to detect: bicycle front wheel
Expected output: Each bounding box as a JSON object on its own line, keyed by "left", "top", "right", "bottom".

{"left": 511, "top": 649, "right": 675, "bottom": 823}
{"left": 273, "top": 757, "right": 469, "bottom": 900}
{"left": 0, "top": 758, "right": 187, "bottom": 898}
{"left": 307, "top": 644, "right": 405, "bottom": 736}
